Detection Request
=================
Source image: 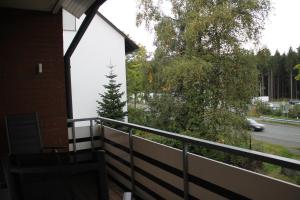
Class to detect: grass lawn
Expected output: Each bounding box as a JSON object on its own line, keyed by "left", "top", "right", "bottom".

{"left": 258, "top": 119, "right": 300, "bottom": 127}
{"left": 259, "top": 114, "right": 300, "bottom": 120}
{"left": 252, "top": 140, "right": 300, "bottom": 185}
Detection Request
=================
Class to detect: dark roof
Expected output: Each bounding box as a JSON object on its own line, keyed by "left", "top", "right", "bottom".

{"left": 0, "top": 0, "right": 100, "bottom": 18}
{"left": 96, "top": 12, "right": 139, "bottom": 54}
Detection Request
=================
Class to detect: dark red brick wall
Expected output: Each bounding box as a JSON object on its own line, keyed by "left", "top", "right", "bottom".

{"left": 0, "top": 9, "right": 68, "bottom": 155}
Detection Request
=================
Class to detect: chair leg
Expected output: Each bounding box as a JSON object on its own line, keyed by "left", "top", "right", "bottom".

{"left": 1, "top": 159, "right": 17, "bottom": 200}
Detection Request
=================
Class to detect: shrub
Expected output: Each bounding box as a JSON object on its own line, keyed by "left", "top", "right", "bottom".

{"left": 255, "top": 101, "right": 273, "bottom": 115}
{"left": 128, "top": 107, "right": 148, "bottom": 125}
{"left": 272, "top": 108, "right": 283, "bottom": 117}
{"left": 288, "top": 105, "right": 300, "bottom": 119}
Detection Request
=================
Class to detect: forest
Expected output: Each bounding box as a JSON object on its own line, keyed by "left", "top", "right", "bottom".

{"left": 257, "top": 47, "right": 300, "bottom": 100}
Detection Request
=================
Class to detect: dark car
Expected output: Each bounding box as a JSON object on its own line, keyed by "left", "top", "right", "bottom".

{"left": 289, "top": 99, "right": 300, "bottom": 105}
{"left": 247, "top": 118, "right": 264, "bottom": 131}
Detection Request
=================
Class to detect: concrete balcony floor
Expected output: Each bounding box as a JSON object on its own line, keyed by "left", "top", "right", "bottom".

{"left": 0, "top": 178, "right": 125, "bottom": 200}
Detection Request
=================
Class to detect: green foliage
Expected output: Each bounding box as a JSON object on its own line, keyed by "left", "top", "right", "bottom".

{"left": 135, "top": 131, "right": 182, "bottom": 149}
{"left": 137, "top": 0, "right": 270, "bottom": 58}
{"left": 131, "top": 0, "right": 270, "bottom": 168}
{"left": 255, "top": 101, "right": 273, "bottom": 115}
{"left": 286, "top": 47, "right": 298, "bottom": 72}
{"left": 255, "top": 101, "right": 284, "bottom": 117}
{"left": 97, "top": 66, "right": 126, "bottom": 120}
{"left": 127, "top": 107, "right": 148, "bottom": 125}
{"left": 126, "top": 46, "right": 151, "bottom": 107}
{"left": 295, "top": 64, "right": 300, "bottom": 80}
{"left": 145, "top": 53, "right": 257, "bottom": 145}
{"left": 256, "top": 48, "right": 271, "bottom": 73}
{"left": 252, "top": 140, "right": 300, "bottom": 185}
{"left": 133, "top": 0, "right": 270, "bottom": 145}
{"left": 272, "top": 108, "right": 283, "bottom": 117}
{"left": 255, "top": 101, "right": 300, "bottom": 119}
{"left": 288, "top": 105, "right": 300, "bottom": 118}
{"left": 255, "top": 46, "right": 300, "bottom": 99}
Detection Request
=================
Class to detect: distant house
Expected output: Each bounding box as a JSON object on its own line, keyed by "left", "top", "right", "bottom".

{"left": 63, "top": 10, "right": 138, "bottom": 122}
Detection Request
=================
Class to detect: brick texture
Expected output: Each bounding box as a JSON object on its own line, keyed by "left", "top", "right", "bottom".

{"left": 0, "top": 9, "right": 68, "bottom": 155}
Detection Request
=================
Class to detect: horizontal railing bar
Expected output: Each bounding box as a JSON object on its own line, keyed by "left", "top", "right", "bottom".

{"left": 68, "top": 117, "right": 98, "bottom": 122}
{"left": 104, "top": 137, "right": 249, "bottom": 199}
{"left": 67, "top": 117, "right": 300, "bottom": 170}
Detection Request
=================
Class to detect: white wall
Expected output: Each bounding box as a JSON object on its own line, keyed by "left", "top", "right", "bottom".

{"left": 63, "top": 11, "right": 128, "bottom": 123}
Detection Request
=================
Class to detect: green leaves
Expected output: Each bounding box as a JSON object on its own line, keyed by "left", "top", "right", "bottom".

{"left": 126, "top": 46, "right": 152, "bottom": 107}
{"left": 132, "top": 0, "right": 270, "bottom": 147}
{"left": 142, "top": 53, "right": 257, "bottom": 144}
{"left": 295, "top": 64, "right": 300, "bottom": 81}
{"left": 137, "top": 0, "right": 270, "bottom": 57}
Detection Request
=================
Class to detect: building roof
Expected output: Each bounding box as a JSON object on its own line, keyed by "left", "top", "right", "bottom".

{"left": 0, "top": 0, "right": 100, "bottom": 18}
{"left": 96, "top": 12, "right": 139, "bottom": 54}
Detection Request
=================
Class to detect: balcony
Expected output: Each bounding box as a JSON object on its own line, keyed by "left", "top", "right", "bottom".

{"left": 1, "top": 116, "right": 300, "bottom": 199}
{"left": 64, "top": 117, "right": 300, "bottom": 200}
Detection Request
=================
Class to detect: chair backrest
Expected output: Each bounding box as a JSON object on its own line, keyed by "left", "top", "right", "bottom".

{"left": 5, "top": 113, "right": 42, "bottom": 155}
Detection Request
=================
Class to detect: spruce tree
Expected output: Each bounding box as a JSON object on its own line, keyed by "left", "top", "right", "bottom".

{"left": 97, "top": 65, "right": 126, "bottom": 120}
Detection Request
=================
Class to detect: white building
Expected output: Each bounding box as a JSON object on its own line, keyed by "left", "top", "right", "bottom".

{"left": 63, "top": 10, "right": 138, "bottom": 122}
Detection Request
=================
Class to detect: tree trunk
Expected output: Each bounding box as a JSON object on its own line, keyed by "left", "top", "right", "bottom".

{"left": 268, "top": 70, "right": 271, "bottom": 100}
{"left": 270, "top": 69, "right": 273, "bottom": 100}
{"left": 134, "top": 93, "right": 137, "bottom": 109}
{"left": 277, "top": 76, "right": 279, "bottom": 99}
{"left": 296, "top": 81, "right": 298, "bottom": 99}
{"left": 290, "top": 71, "right": 293, "bottom": 99}
{"left": 261, "top": 74, "right": 264, "bottom": 96}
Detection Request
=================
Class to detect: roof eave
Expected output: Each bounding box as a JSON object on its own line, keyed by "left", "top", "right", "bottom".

{"left": 125, "top": 38, "right": 139, "bottom": 54}
{"left": 96, "top": 12, "right": 139, "bottom": 54}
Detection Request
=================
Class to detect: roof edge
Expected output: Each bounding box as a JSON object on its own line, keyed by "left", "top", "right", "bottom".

{"left": 96, "top": 12, "right": 139, "bottom": 54}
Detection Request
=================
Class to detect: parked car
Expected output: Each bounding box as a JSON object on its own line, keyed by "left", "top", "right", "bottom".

{"left": 289, "top": 99, "right": 300, "bottom": 105}
{"left": 247, "top": 118, "right": 265, "bottom": 131}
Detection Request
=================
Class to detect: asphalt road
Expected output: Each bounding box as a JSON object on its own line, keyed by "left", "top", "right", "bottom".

{"left": 251, "top": 122, "right": 300, "bottom": 148}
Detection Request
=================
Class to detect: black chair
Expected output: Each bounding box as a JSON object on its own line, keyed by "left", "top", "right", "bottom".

{"left": 9, "top": 151, "right": 108, "bottom": 200}
{"left": 5, "top": 113, "right": 42, "bottom": 155}
{"left": 0, "top": 161, "right": 9, "bottom": 200}
{"left": 0, "top": 161, "right": 6, "bottom": 188}
{"left": 3, "top": 113, "right": 108, "bottom": 200}
{"left": 5, "top": 113, "right": 67, "bottom": 156}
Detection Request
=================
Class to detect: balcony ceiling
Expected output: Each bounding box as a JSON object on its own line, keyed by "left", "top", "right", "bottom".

{"left": 0, "top": 0, "right": 96, "bottom": 18}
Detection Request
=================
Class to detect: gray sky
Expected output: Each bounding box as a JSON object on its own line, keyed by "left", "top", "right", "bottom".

{"left": 100, "top": 0, "right": 300, "bottom": 55}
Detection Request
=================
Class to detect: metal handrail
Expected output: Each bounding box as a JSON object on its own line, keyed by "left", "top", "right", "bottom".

{"left": 68, "top": 117, "right": 300, "bottom": 171}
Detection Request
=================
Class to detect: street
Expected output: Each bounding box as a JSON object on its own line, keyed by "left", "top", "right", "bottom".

{"left": 251, "top": 122, "right": 300, "bottom": 148}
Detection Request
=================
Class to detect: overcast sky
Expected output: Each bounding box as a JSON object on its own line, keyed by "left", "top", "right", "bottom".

{"left": 100, "top": 0, "right": 300, "bottom": 55}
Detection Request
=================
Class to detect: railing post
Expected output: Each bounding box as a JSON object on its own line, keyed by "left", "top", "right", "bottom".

{"left": 71, "top": 121, "right": 76, "bottom": 153}
{"left": 182, "top": 142, "right": 189, "bottom": 200}
{"left": 129, "top": 128, "right": 136, "bottom": 196}
{"left": 89, "top": 119, "right": 94, "bottom": 151}
{"left": 249, "top": 134, "right": 252, "bottom": 150}
{"left": 100, "top": 121, "right": 104, "bottom": 149}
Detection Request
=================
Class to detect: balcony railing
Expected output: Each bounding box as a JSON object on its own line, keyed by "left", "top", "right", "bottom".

{"left": 68, "top": 117, "right": 300, "bottom": 200}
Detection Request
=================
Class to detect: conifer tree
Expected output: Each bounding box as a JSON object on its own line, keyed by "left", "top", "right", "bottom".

{"left": 97, "top": 65, "right": 126, "bottom": 120}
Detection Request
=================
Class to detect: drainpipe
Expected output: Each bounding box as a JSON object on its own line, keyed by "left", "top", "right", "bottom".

{"left": 64, "top": 0, "right": 106, "bottom": 122}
